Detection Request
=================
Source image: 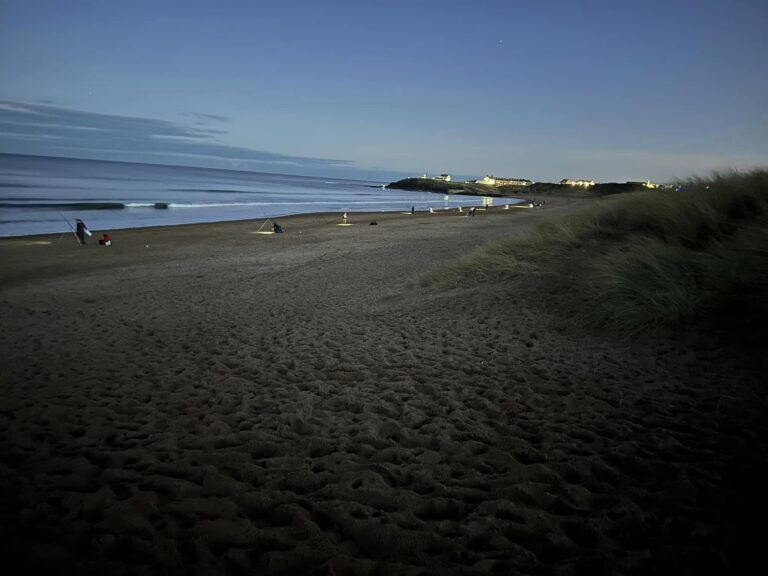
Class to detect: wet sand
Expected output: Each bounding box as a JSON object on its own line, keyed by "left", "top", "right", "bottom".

{"left": 1, "top": 200, "right": 766, "bottom": 575}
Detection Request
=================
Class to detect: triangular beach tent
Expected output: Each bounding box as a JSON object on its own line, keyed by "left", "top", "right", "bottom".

{"left": 254, "top": 217, "right": 275, "bottom": 235}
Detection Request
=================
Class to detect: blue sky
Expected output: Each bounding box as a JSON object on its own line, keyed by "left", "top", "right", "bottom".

{"left": 1, "top": 0, "right": 766, "bottom": 181}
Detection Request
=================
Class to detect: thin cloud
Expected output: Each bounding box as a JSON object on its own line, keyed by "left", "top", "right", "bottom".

{"left": 189, "top": 112, "right": 230, "bottom": 122}
{"left": 0, "top": 100, "right": 351, "bottom": 168}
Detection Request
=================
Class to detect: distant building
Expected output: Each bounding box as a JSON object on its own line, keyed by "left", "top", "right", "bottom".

{"left": 479, "top": 175, "right": 532, "bottom": 187}
{"left": 418, "top": 173, "right": 452, "bottom": 182}
{"left": 561, "top": 179, "right": 596, "bottom": 187}
{"left": 626, "top": 180, "right": 659, "bottom": 189}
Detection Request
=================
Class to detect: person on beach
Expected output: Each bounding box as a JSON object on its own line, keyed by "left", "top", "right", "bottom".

{"left": 411, "top": 206, "right": 415, "bottom": 214}
{"left": 273, "top": 222, "right": 283, "bottom": 233}
{"left": 98, "top": 233, "right": 112, "bottom": 246}
{"left": 75, "top": 219, "right": 91, "bottom": 245}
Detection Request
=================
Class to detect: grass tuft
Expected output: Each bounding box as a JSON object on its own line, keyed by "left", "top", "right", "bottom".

{"left": 426, "top": 169, "right": 768, "bottom": 348}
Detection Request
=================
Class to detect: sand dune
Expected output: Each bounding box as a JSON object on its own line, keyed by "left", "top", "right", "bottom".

{"left": 1, "top": 201, "right": 765, "bottom": 575}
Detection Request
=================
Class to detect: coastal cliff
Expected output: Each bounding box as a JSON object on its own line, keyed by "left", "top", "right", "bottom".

{"left": 386, "top": 177, "right": 648, "bottom": 197}
{"left": 384, "top": 178, "right": 502, "bottom": 196}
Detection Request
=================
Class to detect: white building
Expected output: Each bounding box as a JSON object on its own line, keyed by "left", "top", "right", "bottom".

{"left": 479, "top": 175, "right": 532, "bottom": 187}
{"left": 419, "top": 173, "right": 452, "bottom": 181}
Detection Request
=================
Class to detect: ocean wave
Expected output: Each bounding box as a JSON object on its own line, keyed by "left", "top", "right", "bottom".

{"left": 163, "top": 200, "right": 453, "bottom": 208}
{"left": 0, "top": 202, "right": 127, "bottom": 210}
{"left": 166, "top": 188, "right": 258, "bottom": 193}
{"left": 0, "top": 197, "right": 507, "bottom": 212}
{"left": 0, "top": 182, "right": 37, "bottom": 188}
{"left": 0, "top": 182, "right": 85, "bottom": 189}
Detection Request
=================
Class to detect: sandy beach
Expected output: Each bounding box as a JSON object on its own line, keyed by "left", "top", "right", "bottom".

{"left": 1, "top": 199, "right": 766, "bottom": 575}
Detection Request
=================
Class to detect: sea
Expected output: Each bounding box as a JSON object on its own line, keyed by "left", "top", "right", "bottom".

{"left": 0, "top": 154, "right": 522, "bottom": 237}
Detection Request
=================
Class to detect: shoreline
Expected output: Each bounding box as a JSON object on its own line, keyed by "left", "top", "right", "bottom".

{"left": 0, "top": 198, "right": 572, "bottom": 283}
{"left": 0, "top": 202, "right": 532, "bottom": 242}
{"left": 0, "top": 197, "right": 527, "bottom": 240}
{"left": 0, "top": 202, "right": 564, "bottom": 289}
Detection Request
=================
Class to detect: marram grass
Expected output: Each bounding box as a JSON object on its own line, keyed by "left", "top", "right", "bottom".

{"left": 426, "top": 169, "right": 768, "bottom": 345}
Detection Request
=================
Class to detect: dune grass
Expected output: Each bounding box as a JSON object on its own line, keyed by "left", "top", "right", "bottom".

{"left": 426, "top": 170, "right": 768, "bottom": 347}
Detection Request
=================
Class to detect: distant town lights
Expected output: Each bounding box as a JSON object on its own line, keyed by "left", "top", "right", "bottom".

{"left": 415, "top": 174, "right": 663, "bottom": 190}
{"left": 560, "top": 179, "right": 596, "bottom": 187}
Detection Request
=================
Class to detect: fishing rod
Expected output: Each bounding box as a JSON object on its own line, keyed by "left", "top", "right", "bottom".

{"left": 59, "top": 212, "right": 81, "bottom": 244}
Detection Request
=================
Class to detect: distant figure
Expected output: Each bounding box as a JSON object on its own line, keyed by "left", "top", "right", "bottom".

{"left": 273, "top": 222, "right": 283, "bottom": 233}
{"left": 411, "top": 206, "right": 415, "bottom": 214}
{"left": 469, "top": 206, "right": 476, "bottom": 217}
{"left": 75, "top": 219, "right": 91, "bottom": 245}
{"left": 98, "top": 233, "right": 112, "bottom": 246}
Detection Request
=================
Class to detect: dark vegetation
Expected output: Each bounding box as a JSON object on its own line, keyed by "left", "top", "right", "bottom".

{"left": 386, "top": 178, "right": 501, "bottom": 196}
{"left": 426, "top": 170, "right": 768, "bottom": 353}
